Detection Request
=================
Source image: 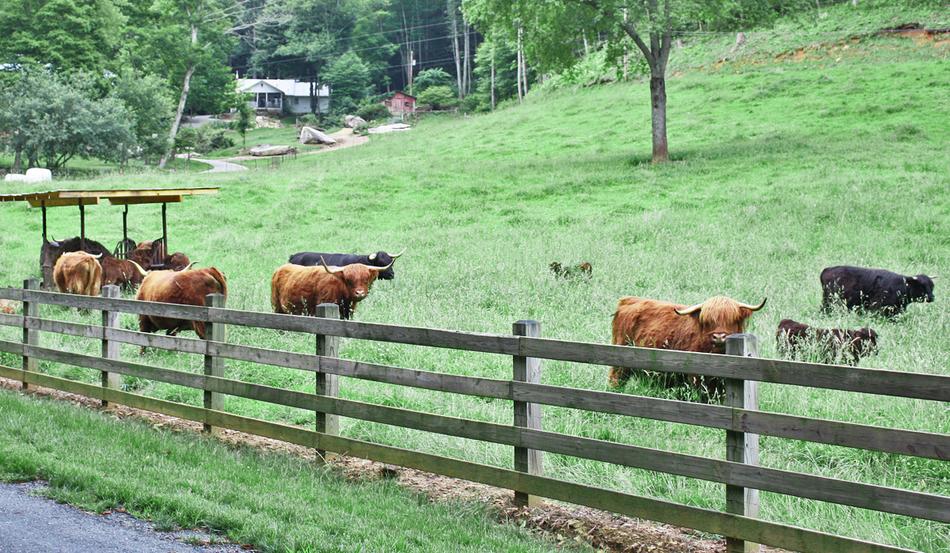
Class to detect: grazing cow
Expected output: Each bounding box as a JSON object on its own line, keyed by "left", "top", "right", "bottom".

{"left": 53, "top": 252, "right": 103, "bottom": 297}
{"left": 99, "top": 256, "right": 148, "bottom": 290}
{"left": 820, "top": 266, "right": 935, "bottom": 315}
{"left": 288, "top": 249, "right": 404, "bottom": 280}
{"left": 272, "top": 258, "right": 393, "bottom": 319}
{"left": 0, "top": 299, "right": 19, "bottom": 314}
{"left": 776, "top": 319, "right": 878, "bottom": 365}
{"left": 130, "top": 240, "right": 192, "bottom": 271}
{"left": 549, "top": 261, "right": 593, "bottom": 279}
{"left": 136, "top": 267, "right": 228, "bottom": 341}
{"left": 609, "top": 295, "right": 767, "bottom": 398}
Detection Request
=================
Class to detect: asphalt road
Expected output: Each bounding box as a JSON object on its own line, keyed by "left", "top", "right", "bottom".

{"left": 0, "top": 482, "right": 247, "bottom": 553}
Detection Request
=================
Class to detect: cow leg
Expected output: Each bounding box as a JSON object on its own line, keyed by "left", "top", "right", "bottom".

{"left": 138, "top": 316, "right": 156, "bottom": 355}
{"left": 193, "top": 322, "right": 206, "bottom": 340}
{"left": 608, "top": 367, "right": 632, "bottom": 389}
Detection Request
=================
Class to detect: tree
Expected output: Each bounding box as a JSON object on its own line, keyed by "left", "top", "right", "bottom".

{"left": 234, "top": 97, "right": 254, "bottom": 148}
{"left": 109, "top": 69, "right": 175, "bottom": 164}
{"left": 0, "top": 0, "right": 126, "bottom": 74}
{"left": 416, "top": 85, "right": 458, "bottom": 110}
{"left": 0, "top": 70, "right": 134, "bottom": 170}
{"left": 466, "top": 0, "right": 777, "bottom": 163}
{"left": 323, "top": 51, "right": 372, "bottom": 115}
{"left": 413, "top": 68, "right": 454, "bottom": 92}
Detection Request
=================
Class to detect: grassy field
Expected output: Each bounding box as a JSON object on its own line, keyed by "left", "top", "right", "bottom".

{"left": 0, "top": 389, "right": 575, "bottom": 553}
{"left": 0, "top": 5, "right": 947, "bottom": 551}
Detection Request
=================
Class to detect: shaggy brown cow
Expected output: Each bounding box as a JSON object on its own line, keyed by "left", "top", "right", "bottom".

{"left": 136, "top": 267, "right": 227, "bottom": 341}
{"left": 776, "top": 319, "right": 878, "bottom": 365}
{"left": 99, "top": 256, "right": 148, "bottom": 290}
{"left": 271, "top": 258, "right": 393, "bottom": 319}
{"left": 609, "top": 295, "right": 767, "bottom": 397}
{"left": 0, "top": 299, "right": 19, "bottom": 314}
{"left": 53, "top": 252, "right": 103, "bottom": 297}
{"left": 130, "top": 240, "right": 192, "bottom": 271}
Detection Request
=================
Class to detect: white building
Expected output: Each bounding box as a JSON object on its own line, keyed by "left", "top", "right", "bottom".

{"left": 236, "top": 78, "right": 330, "bottom": 115}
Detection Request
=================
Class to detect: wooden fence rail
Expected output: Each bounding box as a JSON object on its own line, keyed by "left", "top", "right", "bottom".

{"left": 0, "top": 286, "right": 946, "bottom": 553}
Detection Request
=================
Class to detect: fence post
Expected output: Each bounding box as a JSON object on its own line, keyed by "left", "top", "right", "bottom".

{"left": 203, "top": 293, "right": 226, "bottom": 433}
{"left": 100, "top": 285, "right": 121, "bottom": 407}
{"left": 314, "top": 303, "right": 340, "bottom": 462}
{"left": 725, "top": 333, "right": 760, "bottom": 553}
{"left": 20, "top": 278, "right": 39, "bottom": 390}
{"left": 512, "top": 320, "right": 543, "bottom": 508}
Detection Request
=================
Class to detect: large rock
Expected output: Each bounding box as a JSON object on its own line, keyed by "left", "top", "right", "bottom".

{"left": 249, "top": 144, "right": 297, "bottom": 157}
{"left": 368, "top": 123, "right": 411, "bottom": 135}
{"left": 299, "top": 126, "right": 336, "bottom": 145}
{"left": 255, "top": 116, "right": 282, "bottom": 129}
{"left": 25, "top": 168, "right": 52, "bottom": 182}
{"left": 343, "top": 115, "right": 367, "bottom": 128}
{"left": 4, "top": 173, "right": 28, "bottom": 182}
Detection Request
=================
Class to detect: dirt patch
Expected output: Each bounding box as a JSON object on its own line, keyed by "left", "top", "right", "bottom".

{"left": 0, "top": 377, "right": 786, "bottom": 553}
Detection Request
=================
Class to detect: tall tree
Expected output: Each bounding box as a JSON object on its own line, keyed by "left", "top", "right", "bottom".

{"left": 466, "top": 0, "right": 765, "bottom": 162}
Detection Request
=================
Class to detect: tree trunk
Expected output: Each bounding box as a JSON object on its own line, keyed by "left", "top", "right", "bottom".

{"left": 490, "top": 44, "right": 496, "bottom": 110}
{"left": 12, "top": 146, "right": 22, "bottom": 174}
{"left": 159, "top": 63, "right": 195, "bottom": 169}
{"left": 650, "top": 75, "right": 669, "bottom": 163}
{"left": 159, "top": 21, "right": 198, "bottom": 169}
{"left": 462, "top": 23, "right": 471, "bottom": 95}
{"left": 449, "top": 0, "right": 462, "bottom": 98}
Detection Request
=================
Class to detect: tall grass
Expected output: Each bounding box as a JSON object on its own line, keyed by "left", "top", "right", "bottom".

{"left": 0, "top": 32, "right": 947, "bottom": 551}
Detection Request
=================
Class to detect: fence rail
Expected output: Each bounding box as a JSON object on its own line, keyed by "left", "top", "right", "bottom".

{"left": 0, "top": 283, "right": 946, "bottom": 553}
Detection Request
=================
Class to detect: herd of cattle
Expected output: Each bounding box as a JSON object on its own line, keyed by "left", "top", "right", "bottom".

{"left": 28, "top": 236, "right": 939, "bottom": 402}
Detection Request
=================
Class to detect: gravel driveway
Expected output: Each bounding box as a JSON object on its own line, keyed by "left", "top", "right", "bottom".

{"left": 0, "top": 482, "right": 248, "bottom": 553}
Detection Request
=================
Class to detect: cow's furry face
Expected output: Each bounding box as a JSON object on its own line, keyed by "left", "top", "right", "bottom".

{"left": 680, "top": 297, "right": 754, "bottom": 353}
{"left": 333, "top": 265, "right": 380, "bottom": 301}
{"left": 906, "top": 275, "right": 935, "bottom": 303}
{"left": 850, "top": 328, "right": 879, "bottom": 357}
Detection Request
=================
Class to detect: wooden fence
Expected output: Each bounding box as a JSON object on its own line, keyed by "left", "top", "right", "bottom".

{"left": 0, "top": 280, "right": 947, "bottom": 553}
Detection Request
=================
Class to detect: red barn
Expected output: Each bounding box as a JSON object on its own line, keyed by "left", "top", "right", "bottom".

{"left": 384, "top": 91, "right": 416, "bottom": 115}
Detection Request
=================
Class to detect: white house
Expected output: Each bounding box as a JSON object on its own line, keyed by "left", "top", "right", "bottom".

{"left": 236, "top": 78, "right": 330, "bottom": 115}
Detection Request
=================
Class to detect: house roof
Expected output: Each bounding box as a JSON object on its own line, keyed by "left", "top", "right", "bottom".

{"left": 388, "top": 91, "right": 416, "bottom": 100}
{"left": 237, "top": 78, "right": 329, "bottom": 97}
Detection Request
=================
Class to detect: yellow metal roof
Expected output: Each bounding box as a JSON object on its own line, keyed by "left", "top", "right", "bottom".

{"left": 0, "top": 187, "right": 218, "bottom": 208}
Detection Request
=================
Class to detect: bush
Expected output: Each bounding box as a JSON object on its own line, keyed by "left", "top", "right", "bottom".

{"left": 207, "top": 129, "right": 234, "bottom": 151}
{"left": 175, "top": 126, "right": 234, "bottom": 154}
{"left": 355, "top": 102, "right": 390, "bottom": 122}
{"left": 416, "top": 86, "right": 458, "bottom": 111}
{"left": 298, "top": 113, "right": 320, "bottom": 127}
{"left": 413, "top": 68, "right": 454, "bottom": 92}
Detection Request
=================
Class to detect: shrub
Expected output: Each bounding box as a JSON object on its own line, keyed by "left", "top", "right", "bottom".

{"left": 356, "top": 102, "right": 390, "bottom": 122}
{"left": 207, "top": 129, "right": 234, "bottom": 151}
{"left": 413, "top": 68, "right": 454, "bottom": 92}
{"left": 416, "top": 86, "right": 458, "bottom": 111}
{"left": 298, "top": 113, "right": 320, "bottom": 127}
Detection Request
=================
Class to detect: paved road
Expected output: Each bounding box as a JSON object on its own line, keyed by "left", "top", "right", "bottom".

{"left": 195, "top": 158, "right": 247, "bottom": 173}
{"left": 0, "top": 482, "right": 247, "bottom": 553}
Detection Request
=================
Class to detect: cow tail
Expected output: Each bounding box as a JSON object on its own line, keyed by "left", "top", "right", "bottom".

{"left": 207, "top": 267, "right": 228, "bottom": 297}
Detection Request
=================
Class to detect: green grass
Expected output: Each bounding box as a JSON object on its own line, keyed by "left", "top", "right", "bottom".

{"left": 0, "top": 155, "right": 209, "bottom": 179}
{"left": 0, "top": 13, "right": 947, "bottom": 553}
{"left": 0, "top": 389, "right": 574, "bottom": 553}
{"left": 204, "top": 123, "right": 340, "bottom": 159}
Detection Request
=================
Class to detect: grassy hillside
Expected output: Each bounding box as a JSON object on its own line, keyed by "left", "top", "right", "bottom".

{"left": 0, "top": 390, "right": 577, "bottom": 553}
{"left": 0, "top": 12, "right": 947, "bottom": 553}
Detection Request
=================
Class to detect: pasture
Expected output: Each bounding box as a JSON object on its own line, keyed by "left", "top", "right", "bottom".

{"left": 0, "top": 33, "right": 947, "bottom": 551}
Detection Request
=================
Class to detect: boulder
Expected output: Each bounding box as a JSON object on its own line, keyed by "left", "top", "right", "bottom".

{"left": 254, "top": 116, "right": 282, "bottom": 129}
{"left": 4, "top": 173, "right": 28, "bottom": 183}
{"left": 25, "top": 168, "right": 52, "bottom": 182}
{"left": 299, "top": 126, "right": 336, "bottom": 145}
{"left": 249, "top": 144, "right": 297, "bottom": 157}
{"left": 343, "top": 115, "right": 367, "bottom": 128}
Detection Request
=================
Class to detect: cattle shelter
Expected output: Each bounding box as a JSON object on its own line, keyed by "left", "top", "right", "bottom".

{"left": 0, "top": 187, "right": 218, "bottom": 289}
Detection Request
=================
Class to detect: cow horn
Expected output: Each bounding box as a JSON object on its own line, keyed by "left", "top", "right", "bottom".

{"left": 737, "top": 298, "right": 767, "bottom": 311}
{"left": 674, "top": 303, "right": 703, "bottom": 316}
{"left": 368, "top": 252, "right": 377, "bottom": 261}
{"left": 320, "top": 256, "right": 344, "bottom": 275}
{"left": 388, "top": 248, "right": 406, "bottom": 260}
{"left": 90, "top": 253, "right": 103, "bottom": 259}
{"left": 183, "top": 262, "right": 197, "bottom": 270}
{"left": 369, "top": 260, "right": 395, "bottom": 272}
{"left": 129, "top": 260, "right": 147, "bottom": 276}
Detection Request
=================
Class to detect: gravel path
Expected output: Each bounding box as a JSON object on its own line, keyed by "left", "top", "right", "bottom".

{"left": 196, "top": 158, "right": 247, "bottom": 173}
{"left": 0, "top": 482, "right": 248, "bottom": 553}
